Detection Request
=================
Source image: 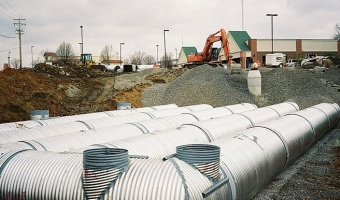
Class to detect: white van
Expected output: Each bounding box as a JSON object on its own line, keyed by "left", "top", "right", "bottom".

{"left": 265, "top": 53, "right": 286, "bottom": 68}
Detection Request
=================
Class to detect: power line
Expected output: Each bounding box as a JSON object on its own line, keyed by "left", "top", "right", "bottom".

{"left": 0, "top": 33, "right": 16, "bottom": 38}
{"left": 0, "top": 2, "right": 16, "bottom": 18}
{"left": 0, "top": 47, "right": 19, "bottom": 52}
{"left": 4, "top": 0, "right": 22, "bottom": 18}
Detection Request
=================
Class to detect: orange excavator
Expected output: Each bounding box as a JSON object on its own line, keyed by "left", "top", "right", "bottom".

{"left": 184, "top": 28, "right": 232, "bottom": 68}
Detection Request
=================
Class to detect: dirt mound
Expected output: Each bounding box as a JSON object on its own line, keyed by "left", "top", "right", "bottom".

{"left": 0, "top": 67, "right": 118, "bottom": 123}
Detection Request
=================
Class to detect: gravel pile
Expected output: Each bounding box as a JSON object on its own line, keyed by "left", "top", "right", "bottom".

{"left": 142, "top": 65, "right": 340, "bottom": 109}
{"left": 142, "top": 64, "right": 255, "bottom": 107}
{"left": 259, "top": 68, "right": 340, "bottom": 109}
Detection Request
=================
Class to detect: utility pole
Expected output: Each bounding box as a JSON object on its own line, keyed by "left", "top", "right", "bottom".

{"left": 14, "top": 18, "right": 26, "bottom": 69}
{"left": 8, "top": 51, "right": 11, "bottom": 67}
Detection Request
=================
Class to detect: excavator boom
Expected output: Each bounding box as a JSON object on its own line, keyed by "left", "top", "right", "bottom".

{"left": 186, "top": 28, "right": 231, "bottom": 67}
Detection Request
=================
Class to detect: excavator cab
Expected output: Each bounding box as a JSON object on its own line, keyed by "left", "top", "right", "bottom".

{"left": 211, "top": 48, "right": 219, "bottom": 61}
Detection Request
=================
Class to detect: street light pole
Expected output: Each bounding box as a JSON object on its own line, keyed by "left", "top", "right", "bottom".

{"left": 80, "top": 25, "right": 83, "bottom": 55}
{"left": 175, "top": 48, "right": 177, "bottom": 60}
{"left": 164, "top": 29, "right": 169, "bottom": 67}
{"left": 8, "top": 51, "right": 11, "bottom": 67}
{"left": 120, "top": 43, "right": 124, "bottom": 66}
{"left": 266, "top": 14, "right": 278, "bottom": 54}
{"left": 156, "top": 44, "right": 159, "bottom": 64}
{"left": 31, "top": 46, "right": 34, "bottom": 68}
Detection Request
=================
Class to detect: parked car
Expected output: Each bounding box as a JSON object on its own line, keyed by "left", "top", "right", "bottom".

{"left": 286, "top": 59, "right": 297, "bottom": 67}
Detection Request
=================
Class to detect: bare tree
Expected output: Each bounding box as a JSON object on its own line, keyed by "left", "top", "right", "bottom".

{"left": 160, "top": 52, "right": 173, "bottom": 67}
{"left": 100, "top": 45, "right": 113, "bottom": 64}
{"left": 129, "top": 51, "right": 146, "bottom": 65}
{"left": 56, "top": 42, "right": 75, "bottom": 64}
{"left": 123, "top": 58, "right": 129, "bottom": 65}
{"left": 33, "top": 57, "right": 45, "bottom": 67}
{"left": 143, "top": 55, "right": 156, "bottom": 65}
{"left": 334, "top": 23, "right": 340, "bottom": 40}
{"left": 11, "top": 58, "right": 20, "bottom": 69}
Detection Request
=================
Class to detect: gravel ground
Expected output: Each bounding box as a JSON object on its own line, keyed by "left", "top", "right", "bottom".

{"left": 142, "top": 65, "right": 340, "bottom": 110}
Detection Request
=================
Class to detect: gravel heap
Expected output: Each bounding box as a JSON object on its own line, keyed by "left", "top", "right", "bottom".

{"left": 259, "top": 68, "right": 340, "bottom": 109}
{"left": 142, "top": 64, "right": 255, "bottom": 107}
{"left": 142, "top": 65, "right": 340, "bottom": 109}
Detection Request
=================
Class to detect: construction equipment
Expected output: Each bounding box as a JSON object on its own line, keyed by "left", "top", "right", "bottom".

{"left": 79, "top": 53, "right": 105, "bottom": 72}
{"left": 184, "top": 28, "right": 232, "bottom": 69}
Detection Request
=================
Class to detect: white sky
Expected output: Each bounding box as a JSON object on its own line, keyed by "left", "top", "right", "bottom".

{"left": 0, "top": 0, "right": 339, "bottom": 67}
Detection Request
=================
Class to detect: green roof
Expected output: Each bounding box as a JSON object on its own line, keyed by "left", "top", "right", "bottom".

{"left": 229, "top": 31, "right": 251, "bottom": 51}
{"left": 182, "top": 47, "right": 197, "bottom": 56}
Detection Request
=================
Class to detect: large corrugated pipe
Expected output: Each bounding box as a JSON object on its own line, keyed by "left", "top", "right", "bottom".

{"left": 176, "top": 144, "right": 220, "bottom": 180}
{"left": 83, "top": 148, "right": 129, "bottom": 200}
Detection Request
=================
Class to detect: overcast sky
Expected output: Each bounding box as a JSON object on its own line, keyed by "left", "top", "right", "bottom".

{"left": 0, "top": 0, "right": 339, "bottom": 67}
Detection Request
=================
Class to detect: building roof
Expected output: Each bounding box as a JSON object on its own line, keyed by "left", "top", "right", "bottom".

{"left": 229, "top": 31, "right": 251, "bottom": 51}
{"left": 43, "top": 52, "right": 57, "bottom": 56}
{"left": 182, "top": 47, "right": 197, "bottom": 56}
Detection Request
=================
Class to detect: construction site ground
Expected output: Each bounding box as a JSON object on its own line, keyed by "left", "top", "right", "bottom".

{"left": 0, "top": 64, "right": 339, "bottom": 199}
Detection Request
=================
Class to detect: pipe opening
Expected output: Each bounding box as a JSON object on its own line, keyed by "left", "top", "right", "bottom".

{"left": 176, "top": 144, "right": 220, "bottom": 180}
{"left": 83, "top": 148, "right": 129, "bottom": 200}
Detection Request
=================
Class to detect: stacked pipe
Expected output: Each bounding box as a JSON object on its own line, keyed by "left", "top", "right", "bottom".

{"left": 0, "top": 104, "right": 178, "bottom": 133}
{"left": 0, "top": 102, "right": 338, "bottom": 200}
{"left": 0, "top": 103, "right": 257, "bottom": 152}
{"left": 0, "top": 104, "right": 211, "bottom": 145}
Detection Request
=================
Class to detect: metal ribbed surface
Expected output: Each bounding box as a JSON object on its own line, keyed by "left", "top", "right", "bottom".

{"left": 0, "top": 141, "right": 34, "bottom": 150}
{"left": 183, "top": 104, "right": 213, "bottom": 112}
{"left": 312, "top": 103, "right": 339, "bottom": 129}
{"left": 79, "top": 112, "right": 153, "bottom": 130}
{"left": 130, "top": 114, "right": 199, "bottom": 133}
{"left": 0, "top": 120, "right": 45, "bottom": 132}
{"left": 186, "top": 103, "right": 258, "bottom": 121}
{"left": 332, "top": 103, "right": 340, "bottom": 118}
{"left": 0, "top": 121, "right": 90, "bottom": 145}
{"left": 150, "top": 103, "right": 178, "bottom": 110}
{"left": 222, "top": 103, "right": 258, "bottom": 113}
{"left": 176, "top": 144, "right": 220, "bottom": 180}
{"left": 25, "top": 124, "right": 145, "bottom": 152}
{"left": 185, "top": 114, "right": 252, "bottom": 141}
{"left": 0, "top": 150, "right": 84, "bottom": 200}
{"left": 141, "top": 105, "right": 212, "bottom": 121}
{"left": 257, "top": 115, "right": 315, "bottom": 167}
{"left": 83, "top": 148, "right": 129, "bottom": 199}
{"left": 212, "top": 127, "right": 287, "bottom": 200}
{"left": 36, "top": 111, "right": 111, "bottom": 126}
{"left": 106, "top": 158, "right": 217, "bottom": 200}
{"left": 103, "top": 125, "right": 210, "bottom": 158}
{"left": 237, "top": 107, "right": 281, "bottom": 126}
{"left": 186, "top": 107, "right": 233, "bottom": 121}
{"left": 287, "top": 107, "right": 329, "bottom": 141}
{"left": 0, "top": 102, "right": 338, "bottom": 200}
{"left": 267, "top": 101, "right": 299, "bottom": 116}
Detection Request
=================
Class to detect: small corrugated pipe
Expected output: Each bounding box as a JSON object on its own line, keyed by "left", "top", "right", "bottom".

{"left": 176, "top": 144, "right": 220, "bottom": 180}
{"left": 83, "top": 148, "right": 129, "bottom": 200}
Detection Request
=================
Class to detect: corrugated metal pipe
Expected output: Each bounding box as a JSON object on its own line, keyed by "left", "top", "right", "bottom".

{"left": 83, "top": 148, "right": 129, "bottom": 200}
{"left": 176, "top": 144, "right": 220, "bottom": 180}
{"left": 0, "top": 102, "right": 338, "bottom": 200}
